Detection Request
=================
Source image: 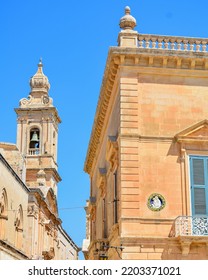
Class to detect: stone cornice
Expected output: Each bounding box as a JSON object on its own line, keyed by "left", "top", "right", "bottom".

{"left": 121, "top": 217, "right": 174, "bottom": 223}
{"left": 84, "top": 50, "right": 119, "bottom": 174}
{"left": 15, "top": 106, "right": 61, "bottom": 124}
{"left": 27, "top": 167, "right": 62, "bottom": 182}
{"left": 84, "top": 45, "right": 208, "bottom": 175}
{"left": 110, "top": 47, "right": 208, "bottom": 72}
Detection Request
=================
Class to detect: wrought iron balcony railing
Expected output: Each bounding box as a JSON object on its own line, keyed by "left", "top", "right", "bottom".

{"left": 170, "top": 216, "right": 208, "bottom": 237}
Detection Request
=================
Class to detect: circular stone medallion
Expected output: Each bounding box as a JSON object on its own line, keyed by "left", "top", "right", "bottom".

{"left": 147, "top": 193, "right": 166, "bottom": 211}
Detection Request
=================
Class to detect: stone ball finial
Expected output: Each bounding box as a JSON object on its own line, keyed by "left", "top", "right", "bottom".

{"left": 125, "top": 6, "right": 131, "bottom": 14}
{"left": 119, "top": 6, "right": 136, "bottom": 30}
{"left": 30, "top": 59, "right": 50, "bottom": 92}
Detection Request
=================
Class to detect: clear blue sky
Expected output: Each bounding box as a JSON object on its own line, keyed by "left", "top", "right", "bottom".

{"left": 1, "top": 1, "right": 208, "bottom": 259}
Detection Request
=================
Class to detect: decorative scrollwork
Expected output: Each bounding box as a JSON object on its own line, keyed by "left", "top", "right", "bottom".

{"left": 19, "top": 95, "right": 32, "bottom": 107}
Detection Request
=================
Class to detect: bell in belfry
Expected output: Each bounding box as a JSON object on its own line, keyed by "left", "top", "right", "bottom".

{"left": 30, "top": 131, "right": 39, "bottom": 142}
{"left": 30, "top": 131, "right": 40, "bottom": 149}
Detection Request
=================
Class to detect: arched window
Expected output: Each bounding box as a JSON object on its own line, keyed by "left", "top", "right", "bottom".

{"left": 14, "top": 205, "right": 23, "bottom": 250}
{"left": 0, "top": 188, "right": 8, "bottom": 239}
{"left": 29, "top": 128, "right": 40, "bottom": 155}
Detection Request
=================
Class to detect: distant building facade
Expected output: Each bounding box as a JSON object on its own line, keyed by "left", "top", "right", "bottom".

{"left": 0, "top": 61, "right": 79, "bottom": 260}
{"left": 83, "top": 7, "right": 208, "bottom": 260}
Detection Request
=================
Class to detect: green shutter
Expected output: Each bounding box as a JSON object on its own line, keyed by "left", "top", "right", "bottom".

{"left": 193, "top": 158, "right": 205, "bottom": 185}
{"left": 194, "top": 188, "right": 206, "bottom": 215}
{"left": 191, "top": 156, "right": 208, "bottom": 215}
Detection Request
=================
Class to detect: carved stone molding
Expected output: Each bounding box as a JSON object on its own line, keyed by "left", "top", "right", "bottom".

{"left": 14, "top": 206, "right": 23, "bottom": 231}
{"left": 175, "top": 119, "right": 208, "bottom": 143}
{"left": 38, "top": 211, "right": 45, "bottom": 225}
{"left": 88, "top": 198, "right": 96, "bottom": 222}
{"left": 180, "top": 240, "right": 191, "bottom": 256}
{"left": 17, "top": 117, "right": 27, "bottom": 123}
{"left": 42, "top": 247, "right": 55, "bottom": 260}
{"left": 19, "top": 95, "right": 33, "bottom": 107}
{"left": 44, "top": 219, "right": 53, "bottom": 232}
{"left": 0, "top": 189, "right": 7, "bottom": 219}
{"left": 175, "top": 236, "right": 208, "bottom": 257}
{"left": 96, "top": 168, "right": 107, "bottom": 197}
{"left": 27, "top": 205, "right": 38, "bottom": 219}
{"left": 53, "top": 227, "right": 58, "bottom": 241}
{"left": 37, "top": 169, "right": 46, "bottom": 186}
{"left": 84, "top": 59, "right": 119, "bottom": 174}
{"left": 106, "top": 136, "right": 118, "bottom": 171}
{"left": 19, "top": 94, "right": 53, "bottom": 108}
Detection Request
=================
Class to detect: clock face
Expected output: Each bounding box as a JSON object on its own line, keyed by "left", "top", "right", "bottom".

{"left": 147, "top": 193, "right": 166, "bottom": 211}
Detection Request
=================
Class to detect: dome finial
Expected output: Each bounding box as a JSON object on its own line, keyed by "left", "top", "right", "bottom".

{"left": 125, "top": 6, "right": 131, "bottom": 14}
{"left": 30, "top": 59, "right": 50, "bottom": 93}
{"left": 119, "top": 6, "right": 136, "bottom": 30}
{"left": 37, "top": 58, "right": 43, "bottom": 73}
{"left": 39, "top": 57, "right": 43, "bottom": 65}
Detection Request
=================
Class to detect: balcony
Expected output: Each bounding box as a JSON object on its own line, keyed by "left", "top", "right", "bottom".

{"left": 170, "top": 216, "right": 208, "bottom": 237}
{"left": 169, "top": 216, "right": 208, "bottom": 256}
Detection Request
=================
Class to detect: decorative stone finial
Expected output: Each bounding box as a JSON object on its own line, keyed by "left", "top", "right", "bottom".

{"left": 30, "top": 59, "right": 50, "bottom": 93}
{"left": 38, "top": 57, "right": 43, "bottom": 67}
{"left": 119, "top": 6, "right": 136, "bottom": 30}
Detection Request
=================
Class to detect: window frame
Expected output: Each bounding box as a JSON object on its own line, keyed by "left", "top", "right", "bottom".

{"left": 189, "top": 155, "right": 208, "bottom": 216}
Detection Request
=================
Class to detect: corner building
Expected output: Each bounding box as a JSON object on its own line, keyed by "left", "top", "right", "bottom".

{"left": 83, "top": 7, "right": 208, "bottom": 260}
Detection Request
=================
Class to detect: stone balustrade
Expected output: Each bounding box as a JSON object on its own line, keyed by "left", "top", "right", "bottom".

{"left": 138, "top": 34, "right": 208, "bottom": 53}
{"left": 170, "top": 216, "right": 208, "bottom": 237}
{"left": 28, "top": 148, "right": 40, "bottom": 155}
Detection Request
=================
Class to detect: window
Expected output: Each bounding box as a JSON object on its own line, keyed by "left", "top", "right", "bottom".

{"left": 190, "top": 156, "right": 208, "bottom": 215}
{"left": 102, "top": 197, "right": 107, "bottom": 238}
{"left": 113, "top": 171, "right": 118, "bottom": 224}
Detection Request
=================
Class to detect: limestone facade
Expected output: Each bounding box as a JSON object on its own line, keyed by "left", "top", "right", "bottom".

{"left": 83, "top": 7, "right": 208, "bottom": 260}
{"left": 0, "top": 61, "right": 78, "bottom": 260}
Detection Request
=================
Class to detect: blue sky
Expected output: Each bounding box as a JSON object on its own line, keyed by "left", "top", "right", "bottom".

{"left": 1, "top": 1, "right": 208, "bottom": 259}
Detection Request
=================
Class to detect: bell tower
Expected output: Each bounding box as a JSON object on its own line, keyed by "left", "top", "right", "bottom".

{"left": 15, "top": 60, "right": 61, "bottom": 194}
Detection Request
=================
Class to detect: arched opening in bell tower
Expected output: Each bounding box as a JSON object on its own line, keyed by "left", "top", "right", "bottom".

{"left": 29, "top": 128, "right": 40, "bottom": 155}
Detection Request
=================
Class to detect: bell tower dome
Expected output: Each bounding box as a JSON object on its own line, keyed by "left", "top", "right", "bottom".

{"left": 15, "top": 61, "right": 61, "bottom": 194}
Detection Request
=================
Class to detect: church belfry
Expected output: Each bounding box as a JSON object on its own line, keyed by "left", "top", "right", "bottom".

{"left": 15, "top": 60, "right": 61, "bottom": 194}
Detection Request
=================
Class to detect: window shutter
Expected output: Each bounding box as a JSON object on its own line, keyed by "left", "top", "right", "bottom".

{"left": 194, "top": 188, "right": 206, "bottom": 215}
{"left": 192, "top": 158, "right": 205, "bottom": 185}
{"left": 190, "top": 157, "right": 207, "bottom": 215}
